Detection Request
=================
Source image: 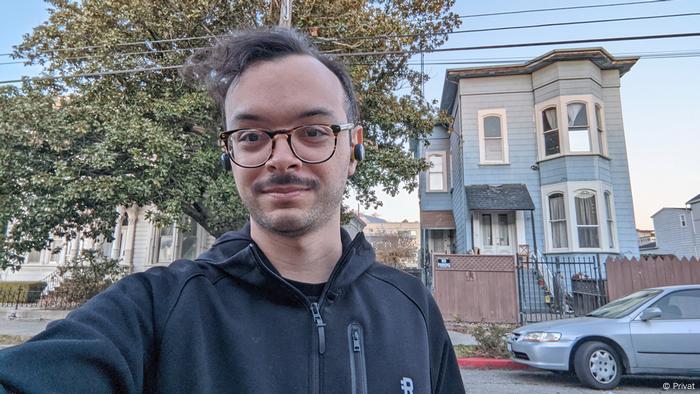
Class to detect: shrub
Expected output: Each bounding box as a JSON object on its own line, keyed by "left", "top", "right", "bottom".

{"left": 470, "top": 323, "right": 516, "bottom": 359}
{"left": 48, "top": 250, "right": 127, "bottom": 306}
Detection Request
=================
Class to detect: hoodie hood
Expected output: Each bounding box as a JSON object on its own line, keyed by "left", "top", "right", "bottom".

{"left": 194, "top": 223, "right": 376, "bottom": 303}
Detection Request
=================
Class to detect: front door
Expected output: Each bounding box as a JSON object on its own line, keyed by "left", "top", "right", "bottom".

{"left": 477, "top": 212, "right": 516, "bottom": 255}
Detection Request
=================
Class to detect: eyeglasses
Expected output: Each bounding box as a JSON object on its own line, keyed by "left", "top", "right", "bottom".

{"left": 219, "top": 123, "right": 354, "bottom": 168}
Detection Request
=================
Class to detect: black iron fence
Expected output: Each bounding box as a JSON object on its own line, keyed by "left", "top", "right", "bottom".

{"left": 516, "top": 255, "right": 607, "bottom": 324}
{"left": 0, "top": 287, "right": 84, "bottom": 310}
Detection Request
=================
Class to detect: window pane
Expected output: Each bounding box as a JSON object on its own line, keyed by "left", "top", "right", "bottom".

{"left": 544, "top": 130, "right": 560, "bottom": 155}
{"left": 497, "top": 214, "right": 509, "bottom": 246}
{"left": 652, "top": 290, "right": 700, "bottom": 319}
{"left": 548, "top": 193, "right": 568, "bottom": 248}
{"left": 26, "top": 250, "right": 42, "bottom": 264}
{"left": 605, "top": 192, "right": 614, "bottom": 248}
{"left": 578, "top": 227, "right": 600, "bottom": 248}
{"left": 180, "top": 218, "right": 198, "bottom": 260}
{"left": 429, "top": 155, "right": 443, "bottom": 172}
{"left": 568, "top": 103, "right": 588, "bottom": 127}
{"left": 595, "top": 105, "right": 603, "bottom": 131}
{"left": 429, "top": 173, "right": 443, "bottom": 191}
{"left": 158, "top": 225, "right": 174, "bottom": 263}
{"left": 569, "top": 127, "right": 591, "bottom": 152}
{"left": 484, "top": 116, "right": 501, "bottom": 138}
{"left": 484, "top": 139, "right": 503, "bottom": 161}
{"left": 575, "top": 194, "right": 598, "bottom": 225}
{"left": 481, "top": 214, "right": 492, "bottom": 246}
{"left": 543, "top": 108, "right": 557, "bottom": 132}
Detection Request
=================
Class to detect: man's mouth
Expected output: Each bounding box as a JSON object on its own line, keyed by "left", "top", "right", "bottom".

{"left": 261, "top": 186, "right": 310, "bottom": 194}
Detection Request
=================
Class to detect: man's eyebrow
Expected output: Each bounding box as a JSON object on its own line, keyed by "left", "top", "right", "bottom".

{"left": 233, "top": 113, "right": 265, "bottom": 122}
{"left": 297, "top": 108, "right": 335, "bottom": 119}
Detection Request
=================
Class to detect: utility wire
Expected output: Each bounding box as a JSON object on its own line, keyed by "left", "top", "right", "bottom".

{"left": 457, "top": 0, "right": 673, "bottom": 19}
{"left": 2, "top": 32, "right": 699, "bottom": 85}
{"left": 2, "top": 12, "right": 696, "bottom": 64}
{"left": 0, "top": 0, "right": 679, "bottom": 57}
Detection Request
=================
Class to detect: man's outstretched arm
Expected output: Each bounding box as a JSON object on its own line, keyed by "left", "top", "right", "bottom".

{"left": 0, "top": 271, "right": 168, "bottom": 394}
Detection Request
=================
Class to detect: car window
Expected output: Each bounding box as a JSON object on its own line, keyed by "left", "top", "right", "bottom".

{"left": 651, "top": 290, "right": 700, "bottom": 319}
{"left": 587, "top": 289, "right": 662, "bottom": 318}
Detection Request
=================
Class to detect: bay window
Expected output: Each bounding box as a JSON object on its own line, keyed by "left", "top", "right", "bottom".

{"left": 542, "top": 107, "right": 560, "bottom": 156}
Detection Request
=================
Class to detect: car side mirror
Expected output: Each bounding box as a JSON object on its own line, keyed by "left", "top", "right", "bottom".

{"left": 639, "top": 307, "right": 662, "bottom": 321}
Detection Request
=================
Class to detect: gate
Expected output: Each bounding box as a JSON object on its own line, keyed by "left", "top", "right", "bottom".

{"left": 433, "top": 254, "right": 519, "bottom": 323}
{"left": 516, "top": 255, "right": 607, "bottom": 324}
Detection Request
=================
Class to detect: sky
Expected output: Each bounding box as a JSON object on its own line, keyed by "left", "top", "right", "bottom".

{"left": 2, "top": 0, "right": 699, "bottom": 229}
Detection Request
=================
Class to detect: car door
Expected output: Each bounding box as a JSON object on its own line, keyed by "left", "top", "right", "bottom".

{"left": 629, "top": 289, "right": 700, "bottom": 370}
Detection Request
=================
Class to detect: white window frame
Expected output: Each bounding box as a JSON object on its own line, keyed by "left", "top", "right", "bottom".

{"left": 595, "top": 104, "right": 608, "bottom": 156}
{"left": 150, "top": 217, "right": 201, "bottom": 264}
{"left": 541, "top": 181, "right": 618, "bottom": 253}
{"left": 477, "top": 108, "right": 509, "bottom": 165}
{"left": 680, "top": 214, "right": 687, "bottom": 228}
{"left": 426, "top": 151, "right": 448, "bottom": 192}
{"left": 535, "top": 95, "right": 606, "bottom": 161}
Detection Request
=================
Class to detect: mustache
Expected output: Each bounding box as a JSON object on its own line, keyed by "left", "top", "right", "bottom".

{"left": 252, "top": 174, "right": 320, "bottom": 194}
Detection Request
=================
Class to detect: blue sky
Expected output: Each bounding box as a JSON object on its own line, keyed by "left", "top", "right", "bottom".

{"left": 2, "top": 0, "right": 698, "bottom": 229}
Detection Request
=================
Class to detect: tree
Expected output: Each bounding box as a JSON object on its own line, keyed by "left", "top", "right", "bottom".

{"left": 372, "top": 232, "right": 418, "bottom": 269}
{"left": 0, "top": 0, "right": 459, "bottom": 269}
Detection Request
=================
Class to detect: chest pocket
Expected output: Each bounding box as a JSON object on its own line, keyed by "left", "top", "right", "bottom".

{"left": 347, "top": 323, "right": 367, "bottom": 394}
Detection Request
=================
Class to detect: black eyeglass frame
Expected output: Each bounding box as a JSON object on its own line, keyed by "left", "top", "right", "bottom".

{"left": 219, "top": 123, "right": 355, "bottom": 168}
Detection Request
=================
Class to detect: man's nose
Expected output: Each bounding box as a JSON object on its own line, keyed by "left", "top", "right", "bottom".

{"left": 265, "top": 134, "right": 302, "bottom": 172}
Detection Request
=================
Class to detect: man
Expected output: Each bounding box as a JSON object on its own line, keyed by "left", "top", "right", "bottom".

{"left": 0, "top": 28, "right": 463, "bottom": 393}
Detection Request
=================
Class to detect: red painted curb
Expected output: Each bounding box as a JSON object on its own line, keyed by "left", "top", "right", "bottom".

{"left": 457, "top": 357, "right": 530, "bottom": 370}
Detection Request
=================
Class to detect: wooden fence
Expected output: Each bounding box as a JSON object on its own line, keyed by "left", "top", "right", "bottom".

{"left": 606, "top": 256, "right": 700, "bottom": 301}
{"left": 432, "top": 254, "right": 518, "bottom": 323}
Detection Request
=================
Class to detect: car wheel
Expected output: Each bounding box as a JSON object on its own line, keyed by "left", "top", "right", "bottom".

{"left": 573, "top": 341, "right": 623, "bottom": 390}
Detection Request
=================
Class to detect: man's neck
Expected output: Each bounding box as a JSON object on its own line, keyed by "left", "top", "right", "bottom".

{"left": 250, "top": 218, "right": 342, "bottom": 284}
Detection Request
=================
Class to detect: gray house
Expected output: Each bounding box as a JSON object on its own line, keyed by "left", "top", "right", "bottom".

{"left": 417, "top": 48, "right": 640, "bottom": 263}
{"left": 646, "top": 193, "right": 700, "bottom": 258}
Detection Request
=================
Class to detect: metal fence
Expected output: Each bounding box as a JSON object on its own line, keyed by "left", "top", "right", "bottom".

{"left": 0, "top": 287, "right": 83, "bottom": 310}
{"left": 516, "top": 255, "right": 607, "bottom": 324}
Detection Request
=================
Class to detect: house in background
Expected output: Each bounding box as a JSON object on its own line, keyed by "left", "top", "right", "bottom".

{"left": 645, "top": 193, "right": 700, "bottom": 258}
{"left": 1, "top": 205, "right": 216, "bottom": 282}
{"left": 357, "top": 213, "right": 421, "bottom": 268}
{"left": 417, "top": 48, "right": 641, "bottom": 264}
{"left": 637, "top": 229, "right": 656, "bottom": 247}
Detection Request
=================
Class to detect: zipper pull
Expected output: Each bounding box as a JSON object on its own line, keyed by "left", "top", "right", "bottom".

{"left": 310, "top": 302, "right": 326, "bottom": 355}
{"left": 352, "top": 329, "right": 361, "bottom": 352}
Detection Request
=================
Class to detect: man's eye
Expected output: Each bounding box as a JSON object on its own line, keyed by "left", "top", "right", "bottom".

{"left": 237, "top": 132, "right": 263, "bottom": 143}
{"left": 300, "top": 127, "right": 331, "bottom": 138}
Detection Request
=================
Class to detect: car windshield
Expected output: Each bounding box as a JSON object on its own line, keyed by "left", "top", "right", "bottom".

{"left": 586, "top": 289, "right": 663, "bottom": 318}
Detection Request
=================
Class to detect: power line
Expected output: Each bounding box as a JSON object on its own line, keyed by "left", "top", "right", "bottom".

{"left": 333, "top": 32, "right": 700, "bottom": 57}
{"left": 0, "top": 0, "right": 679, "bottom": 57}
{"left": 2, "top": 11, "right": 696, "bottom": 64}
{"left": 1, "top": 32, "right": 699, "bottom": 85}
{"left": 456, "top": 0, "right": 673, "bottom": 19}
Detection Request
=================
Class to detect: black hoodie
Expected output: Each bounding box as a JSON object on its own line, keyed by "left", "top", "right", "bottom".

{"left": 0, "top": 225, "right": 464, "bottom": 394}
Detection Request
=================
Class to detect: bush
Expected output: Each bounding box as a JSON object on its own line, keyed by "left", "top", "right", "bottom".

{"left": 48, "top": 250, "right": 126, "bottom": 306}
{"left": 0, "top": 281, "right": 47, "bottom": 303}
{"left": 470, "top": 323, "right": 516, "bottom": 359}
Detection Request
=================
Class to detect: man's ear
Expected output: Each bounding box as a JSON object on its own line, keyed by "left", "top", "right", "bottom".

{"left": 348, "top": 126, "right": 363, "bottom": 177}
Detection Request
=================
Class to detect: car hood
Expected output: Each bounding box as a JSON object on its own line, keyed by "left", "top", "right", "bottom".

{"left": 514, "top": 317, "right": 623, "bottom": 335}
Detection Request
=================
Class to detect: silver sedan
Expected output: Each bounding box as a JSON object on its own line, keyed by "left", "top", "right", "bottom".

{"left": 507, "top": 284, "right": 700, "bottom": 390}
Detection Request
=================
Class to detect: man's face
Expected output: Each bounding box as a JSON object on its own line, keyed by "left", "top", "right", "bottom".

{"left": 224, "top": 55, "right": 359, "bottom": 236}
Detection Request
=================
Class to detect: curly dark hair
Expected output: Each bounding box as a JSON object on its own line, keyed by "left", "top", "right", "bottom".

{"left": 180, "top": 27, "right": 359, "bottom": 123}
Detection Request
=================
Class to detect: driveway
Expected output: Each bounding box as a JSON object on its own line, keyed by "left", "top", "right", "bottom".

{"left": 460, "top": 369, "right": 698, "bottom": 393}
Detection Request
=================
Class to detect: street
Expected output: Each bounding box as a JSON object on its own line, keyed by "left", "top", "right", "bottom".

{"left": 461, "top": 369, "right": 699, "bottom": 393}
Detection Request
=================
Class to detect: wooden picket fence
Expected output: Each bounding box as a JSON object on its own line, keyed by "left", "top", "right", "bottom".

{"left": 605, "top": 256, "right": 700, "bottom": 301}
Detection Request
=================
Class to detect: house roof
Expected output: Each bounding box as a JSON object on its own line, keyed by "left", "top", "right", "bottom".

{"left": 465, "top": 184, "right": 535, "bottom": 211}
{"left": 639, "top": 242, "right": 657, "bottom": 251}
{"left": 440, "top": 47, "right": 639, "bottom": 114}
{"left": 650, "top": 207, "right": 690, "bottom": 218}
{"left": 686, "top": 193, "right": 700, "bottom": 205}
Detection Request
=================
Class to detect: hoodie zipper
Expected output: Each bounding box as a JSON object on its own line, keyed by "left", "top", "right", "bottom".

{"left": 249, "top": 238, "right": 363, "bottom": 394}
{"left": 348, "top": 324, "right": 368, "bottom": 394}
